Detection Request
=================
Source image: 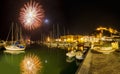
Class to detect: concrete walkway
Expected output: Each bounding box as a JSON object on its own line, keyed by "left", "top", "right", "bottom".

{"left": 89, "top": 50, "right": 120, "bottom": 74}
{"left": 76, "top": 49, "right": 92, "bottom": 74}
{"left": 76, "top": 49, "right": 120, "bottom": 74}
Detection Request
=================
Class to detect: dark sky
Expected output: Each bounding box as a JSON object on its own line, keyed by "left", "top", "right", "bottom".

{"left": 1, "top": 0, "right": 120, "bottom": 40}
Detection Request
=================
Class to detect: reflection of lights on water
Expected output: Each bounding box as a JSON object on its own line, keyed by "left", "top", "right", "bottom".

{"left": 45, "top": 60, "right": 47, "bottom": 63}
{"left": 20, "top": 54, "right": 42, "bottom": 74}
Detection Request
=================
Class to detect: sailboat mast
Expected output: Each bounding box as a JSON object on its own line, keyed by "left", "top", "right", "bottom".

{"left": 16, "top": 23, "right": 18, "bottom": 41}
{"left": 57, "top": 24, "right": 60, "bottom": 38}
{"left": 6, "top": 22, "right": 12, "bottom": 42}
{"left": 12, "top": 22, "right": 14, "bottom": 44}
{"left": 63, "top": 26, "right": 66, "bottom": 36}
{"left": 52, "top": 24, "right": 54, "bottom": 39}
{"left": 20, "top": 26, "right": 22, "bottom": 42}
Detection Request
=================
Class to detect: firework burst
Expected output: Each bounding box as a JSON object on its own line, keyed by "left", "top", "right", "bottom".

{"left": 19, "top": 1, "right": 44, "bottom": 30}
{"left": 20, "top": 54, "right": 42, "bottom": 74}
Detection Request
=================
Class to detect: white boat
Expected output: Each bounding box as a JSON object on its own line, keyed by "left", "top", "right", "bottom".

{"left": 75, "top": 51, "right": 84, "bottom": 60}
{"left": 5, "top": 22, "right": 26, "bottom": 51}
{"left": 5, "top": 45, "right": 25, "bottom": 51}
{"left": 93, "top": 46, "right": 115, "bottom": 54}
{"left": 66, "top": 50, "right": 76, "bottom": 58}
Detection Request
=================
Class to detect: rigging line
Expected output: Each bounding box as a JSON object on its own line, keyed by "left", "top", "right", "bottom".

{"left": 6, "top": 22, "right": 13, "bottom": 42}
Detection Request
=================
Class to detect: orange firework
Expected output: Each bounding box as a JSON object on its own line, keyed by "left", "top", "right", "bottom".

{"left": 20, "top": 54, "right": 42, "bottom": 74}
{"left": 19, "top": 1, "right": 44, "bottom": 30}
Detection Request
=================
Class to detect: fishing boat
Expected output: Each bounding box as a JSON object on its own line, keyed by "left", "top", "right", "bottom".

{"left": 93, "top": 47, "right": 115, "bottom": 54}
{"left": 4, "top": 22, "right": 26, "bottom": 51}
{"left": 75, "top": 51, "right": 84, "bottom": 60}
{"left": 92, "top": 41, "right": 117, "bottom": 54}
{"left": 66, "top": 50, "right": 76, "bottom": 58}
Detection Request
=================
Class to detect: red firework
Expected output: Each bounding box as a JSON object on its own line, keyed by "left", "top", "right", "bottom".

{"left": 19, "top": 1, "right": 44, "bottom": 30}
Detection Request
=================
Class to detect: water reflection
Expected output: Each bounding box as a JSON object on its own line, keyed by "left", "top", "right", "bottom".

{"left": 20, "top": 54, "right": 42, "bottom": 74}
{"left": 66, "top": 57, "right": 75, "bottom": 63}
{"left": 4, "top": 50, "right": 25, "bottom": 54}
{"left": 0, "top": 45, "right": 79, "bottom": 74}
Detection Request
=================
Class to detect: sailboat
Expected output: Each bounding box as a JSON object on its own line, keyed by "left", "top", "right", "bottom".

{"left": 4, "top": 22, "right": 26, "bottom": 51}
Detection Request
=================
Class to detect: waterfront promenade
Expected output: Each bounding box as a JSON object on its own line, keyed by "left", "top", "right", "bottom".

{"left": 76, "top": 49, "right": 120, "bottom": 74}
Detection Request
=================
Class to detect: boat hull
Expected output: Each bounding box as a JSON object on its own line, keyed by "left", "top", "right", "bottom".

{"left": 66, "top": 51, "right": 76, "bottom": 58}
{"left": 75, "top": 51, "right": 83, "bottom": 60}
{"left": 5, "top": 45, "right": 25, "bottom": 51}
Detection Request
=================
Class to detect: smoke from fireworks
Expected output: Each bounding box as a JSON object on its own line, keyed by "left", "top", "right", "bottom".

{"left": 20, "top": 54, "right": 42, "bottom": 74}
{"left": 19, "top": 1, "right": 44, "bottom": 30}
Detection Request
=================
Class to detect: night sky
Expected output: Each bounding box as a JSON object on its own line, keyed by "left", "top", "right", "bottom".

{"left": 1, "top": 0, "right": 120, "bottom": 40}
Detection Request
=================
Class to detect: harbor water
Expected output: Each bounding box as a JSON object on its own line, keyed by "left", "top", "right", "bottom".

{"left": 0, "top": 44, "right": 80, "bottom": 74}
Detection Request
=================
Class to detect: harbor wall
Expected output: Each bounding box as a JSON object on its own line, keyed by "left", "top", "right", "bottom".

{"left": 75, "top": 49, "right": 92, "bottom": 74}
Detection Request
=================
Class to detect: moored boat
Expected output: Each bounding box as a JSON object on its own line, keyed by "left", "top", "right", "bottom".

{"left": 75, "top": 51, "right": 84, "bottom": 60}
{"left": 66, "top": 50, "right": 76, "bottom": 58}
{"left": 4, "top": 22, "right": 26, "bottom": 51}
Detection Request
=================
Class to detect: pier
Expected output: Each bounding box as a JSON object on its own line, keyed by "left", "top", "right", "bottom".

{"left": 76, "top": 49, "right": 92, "bottom": 74}
{"left": 76, "top": 49, "right": 120, "bottom": 74}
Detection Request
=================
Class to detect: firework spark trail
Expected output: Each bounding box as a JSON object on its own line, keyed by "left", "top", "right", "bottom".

{"left": 19, "top": 1, "right": 44, "bottom": 30}
{"left": 20, "top": 54, "right": 42, "bottom": 74}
